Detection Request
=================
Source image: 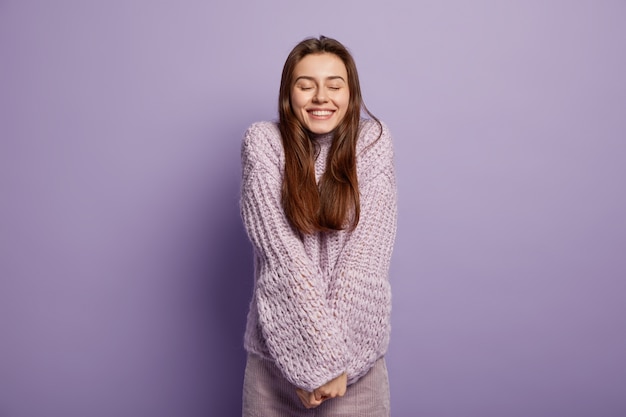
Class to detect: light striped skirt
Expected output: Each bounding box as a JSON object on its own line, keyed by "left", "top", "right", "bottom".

{"left": 242, "top": 354, "right": 390, "bottom": 417}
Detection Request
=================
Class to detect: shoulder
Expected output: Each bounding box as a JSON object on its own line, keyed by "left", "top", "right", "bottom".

{"left": 241, "top": 121, "right": 284, "bottom": 170}
{"left": 242, "top": 121, "right": 282, "bottom": 153}
{"left": 356, "top": 119, "right": 394, "bottom": 175}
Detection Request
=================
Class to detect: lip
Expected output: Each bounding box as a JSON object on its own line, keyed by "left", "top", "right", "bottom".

{"left": 307, "top": 109, "right": 336, "bottom": 119}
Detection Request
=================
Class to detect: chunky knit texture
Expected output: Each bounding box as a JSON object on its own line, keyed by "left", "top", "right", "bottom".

{"left": 240, "top": 119, "right": 397, "bottom": 392}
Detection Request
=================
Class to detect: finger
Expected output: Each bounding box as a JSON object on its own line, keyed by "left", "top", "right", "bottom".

{"left": 317, "top": 387, "right": 337, "bottom": 399}
{"left": 314, "top": 389, "right": 323, "bottom": 401}
{"left": 296, "top": 390, "right": 312, "bottom": 409}
{"left": 295, "top": 392, "right": 307, "bottom": 407}
{"left": 308, "top": 392, "right": 323, "bottom": 407}
{"left": 316, "top": 386, "right": 332, "bottom": 397}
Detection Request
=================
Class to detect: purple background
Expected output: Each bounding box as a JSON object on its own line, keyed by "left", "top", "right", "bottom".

{"left": 1, "top": 1, "right": 625, "bottom": 416}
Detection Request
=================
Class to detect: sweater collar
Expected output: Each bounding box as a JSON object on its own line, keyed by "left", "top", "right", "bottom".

{"left": 309, "top": 130, "right": 334, "bottom": 146}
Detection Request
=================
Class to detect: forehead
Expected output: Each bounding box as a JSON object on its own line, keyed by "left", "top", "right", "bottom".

{"left": 293, "top": 53, "right": 348, "bottom": 79}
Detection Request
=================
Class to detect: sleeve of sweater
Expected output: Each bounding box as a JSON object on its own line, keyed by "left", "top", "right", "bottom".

{"left": 328, "top": 120, "right": 398, "bottom": 385}
{"left": 239, "top": 122, "right": 348, "bottom": 392}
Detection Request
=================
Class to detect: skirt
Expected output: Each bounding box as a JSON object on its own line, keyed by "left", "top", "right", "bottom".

{"left": 242, "top": 354, "right": 390, "bottom": 417}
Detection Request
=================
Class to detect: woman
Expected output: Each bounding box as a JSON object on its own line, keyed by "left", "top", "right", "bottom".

{"left": 240, "top": 36, "right": 397, "bottom": 416}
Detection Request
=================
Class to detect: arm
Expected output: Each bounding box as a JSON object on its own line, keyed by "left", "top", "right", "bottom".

{"left": 240, "top": 123, "right": 347, "bottom": 392}
{"left": 328, "top": 122, "right": 398, "bottom": 384}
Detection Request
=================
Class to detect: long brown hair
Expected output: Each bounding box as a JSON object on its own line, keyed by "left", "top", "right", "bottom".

{"left": 279, "top": 36, "right": 379, "bottom": 234}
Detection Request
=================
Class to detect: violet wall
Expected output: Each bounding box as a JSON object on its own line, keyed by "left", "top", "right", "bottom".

{"left": 1, "top": 1, "right": 625, "bottom": 416}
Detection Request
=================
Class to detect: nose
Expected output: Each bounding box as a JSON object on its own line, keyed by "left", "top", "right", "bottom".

{"left": 313, "top": 88, "right": 328, "bottom": 103}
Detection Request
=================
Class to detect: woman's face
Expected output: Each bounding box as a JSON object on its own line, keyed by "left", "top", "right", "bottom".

{"left": 290, "top": 53, "right": 350, "bottom": 135}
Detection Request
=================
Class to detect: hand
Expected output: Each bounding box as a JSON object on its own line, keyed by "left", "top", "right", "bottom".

{"left": 295, "top": 372, "right": 348, "bottom": 409}
{"left": 314, "top": 372, "right": 347, "bottom": 402}
{"left": 296, "top": 388, "right": 324, "bottom": 409}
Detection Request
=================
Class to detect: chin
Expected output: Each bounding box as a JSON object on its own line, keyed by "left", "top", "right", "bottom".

{"left": 308, "top": 128, "right": 331, "bottom": 135}
{"left": 305, "top": 121, "right": 338, "bottom": 135}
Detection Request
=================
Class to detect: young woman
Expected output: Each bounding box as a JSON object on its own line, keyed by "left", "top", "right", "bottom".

{"left": 240, "top": 36, "right": 397, "bottom": 417}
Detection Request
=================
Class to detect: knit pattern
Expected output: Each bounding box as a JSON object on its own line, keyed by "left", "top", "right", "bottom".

{"left": 240, "top": 119, "right": 397, "bottom": 392}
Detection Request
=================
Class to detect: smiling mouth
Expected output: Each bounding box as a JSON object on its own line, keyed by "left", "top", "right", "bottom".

{"left": 308, "top": 110, "right": 334, "bottom": 117}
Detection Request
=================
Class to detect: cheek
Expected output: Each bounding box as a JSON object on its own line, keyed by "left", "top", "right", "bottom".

{"left": 290, "top": 91, "right": 308, "bottom": 111}
{"left": 338, "top": 92, "right": 350, "bottom": 111}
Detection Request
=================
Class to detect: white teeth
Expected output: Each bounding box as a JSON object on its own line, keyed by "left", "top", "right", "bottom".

{"left": 310, "top": 110, "right": 333, "bottom": 116}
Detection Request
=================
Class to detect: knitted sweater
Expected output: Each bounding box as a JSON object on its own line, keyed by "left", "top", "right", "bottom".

{"left": 240, "top": 119, "right": 397, "bottom": 392}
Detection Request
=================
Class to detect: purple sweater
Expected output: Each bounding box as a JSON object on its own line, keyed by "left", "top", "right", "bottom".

{"left": 240, "top": 119, "right": 397, "bottom": 392}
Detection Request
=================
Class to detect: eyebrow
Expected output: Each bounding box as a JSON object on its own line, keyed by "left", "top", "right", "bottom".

{"left": 294, "top": 75, "right": 346, "bottom": 82}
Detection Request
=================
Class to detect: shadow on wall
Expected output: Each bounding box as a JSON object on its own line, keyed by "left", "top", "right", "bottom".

{"left": 203, "top": 125, "right": 254, "bottom": 415}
